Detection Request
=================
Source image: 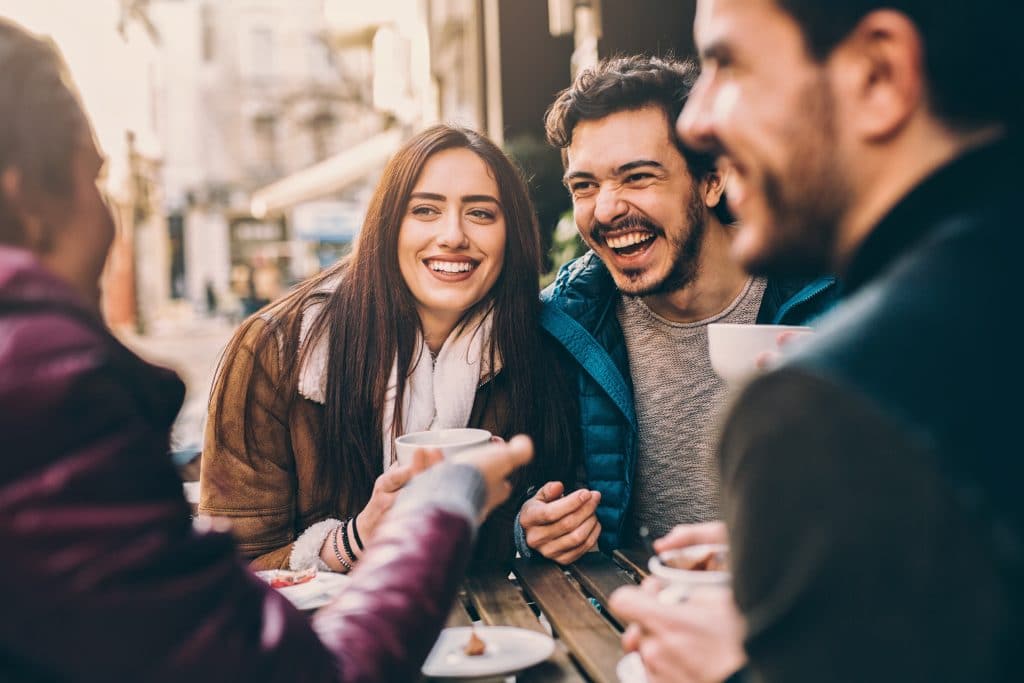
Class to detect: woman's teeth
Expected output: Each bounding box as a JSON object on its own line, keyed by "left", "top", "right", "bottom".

{"left": 606, "top": 231, "right": 655, "bottom": 249}
{"left": 427, "top": 260, "right": 476, "bottom": 273}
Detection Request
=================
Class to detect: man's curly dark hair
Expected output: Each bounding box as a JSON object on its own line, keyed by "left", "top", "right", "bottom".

{"left": 545, "top": 55, "right": 731, "bottom": 223}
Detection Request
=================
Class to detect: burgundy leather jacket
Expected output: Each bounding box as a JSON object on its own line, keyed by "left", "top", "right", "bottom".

{"left": 0, "top": 246, "right": 472, "bottom": 682}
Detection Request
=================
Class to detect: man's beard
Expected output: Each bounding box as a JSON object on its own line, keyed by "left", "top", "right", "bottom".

{"left": 747, "top": 76, "right": 847, "bottom": 278}
{"left": 594, "top": 186, "right": 707, "bottom": 298}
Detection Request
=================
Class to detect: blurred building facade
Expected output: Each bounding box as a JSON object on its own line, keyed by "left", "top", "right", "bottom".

{"left": 147, "top": 0, "right": 699, "bottom": 319}
{"left": 149, "top": 0, "right": 391, "bottom": 317}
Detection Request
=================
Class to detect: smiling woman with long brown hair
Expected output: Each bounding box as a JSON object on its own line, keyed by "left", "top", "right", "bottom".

{"left": 200, "top": 124, "right": 579, "bottom": 572}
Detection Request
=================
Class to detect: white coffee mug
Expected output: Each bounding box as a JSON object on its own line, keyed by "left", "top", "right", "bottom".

{"left": 393, "top": 427, "right": 492, "bottom": 466}
{"left": 648, "top": 543, "right": 731, "bottom": 603}
{"left": 707, "top": 323, "right": 813, "bottom": 384}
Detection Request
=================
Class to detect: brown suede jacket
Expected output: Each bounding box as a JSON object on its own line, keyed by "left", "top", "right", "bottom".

{"left": 200, "top": 312, "right": 530, "bottom": 571}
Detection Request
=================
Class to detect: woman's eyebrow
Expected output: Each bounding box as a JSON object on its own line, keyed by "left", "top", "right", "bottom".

{"left": 461, "top": 194, "right": 500, "bottom": 205}
{"left": 410, "top": 192, "right": 446, "bottom": 201}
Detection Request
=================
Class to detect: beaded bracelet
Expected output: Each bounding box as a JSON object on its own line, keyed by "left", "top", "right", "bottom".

{"left": 341, "top": 517, "right": 358, "bottom": 566}
{"left": 331, "top": 525, "right": 353, "bottom": 572}
{"left": 351, "top": 514, "right": 365, "bottom": 552}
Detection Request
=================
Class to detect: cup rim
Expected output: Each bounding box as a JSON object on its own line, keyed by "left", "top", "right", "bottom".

{"left": 648, "top": 543, "right": 731, "bottom": 584}
{"left": 707, "top": 322, "right": 813, "bottom": 333}
{"left": 394, "top": 427, "right": 492, "bottom": 448}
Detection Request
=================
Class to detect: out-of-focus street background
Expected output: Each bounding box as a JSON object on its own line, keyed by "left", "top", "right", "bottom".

{"left": 1, "top": 0, "right": 698, "bottom": 448}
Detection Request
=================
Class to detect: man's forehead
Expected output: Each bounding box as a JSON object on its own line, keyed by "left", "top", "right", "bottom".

{"left": 695, "top": 0, "right": 782, "bottom": 48}
{"left": 565, "top": 107, "right": 678, "bottom": 173}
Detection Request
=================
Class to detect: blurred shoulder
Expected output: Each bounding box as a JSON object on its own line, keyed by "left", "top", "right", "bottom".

{"left": 0, "top": 308, "right": 107, "bottom": 396}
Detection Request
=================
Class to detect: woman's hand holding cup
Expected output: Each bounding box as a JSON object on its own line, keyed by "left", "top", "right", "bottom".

{"left": 357, "top": 447, "right": 445, "bottom": 542}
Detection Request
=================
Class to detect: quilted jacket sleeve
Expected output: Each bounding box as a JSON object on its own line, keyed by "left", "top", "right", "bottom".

{"left": 0, "top": 312, "right": 480, "bottom": 683}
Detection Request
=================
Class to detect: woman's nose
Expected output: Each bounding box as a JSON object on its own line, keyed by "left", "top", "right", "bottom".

{"left": 437, "top": 211, "right": 470, "bottom": 248}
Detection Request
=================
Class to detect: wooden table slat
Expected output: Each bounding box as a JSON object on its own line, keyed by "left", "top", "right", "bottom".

{"left": 613, "top": 548, "right": 651, "bottom": 579}
{"left": 466, "top": 573, "right": 587, "bottom": 683}
{"left": 513, "top": 559, "right": 624, "bottom": 683}
{"left": 466, "top": 573, "right": 542, "bottom": 632}
{"left": 568, "top": 553, "right": 637, "bottom": 626}
{"left": 446, "top": 597, "right": 474, "bottom": 628}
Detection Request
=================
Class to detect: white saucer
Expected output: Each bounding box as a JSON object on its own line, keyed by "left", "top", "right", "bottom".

{"left": 616, "top": 652, "right": 649, "bottom": 683}
{"left": 255, "top": 570, "right": 350, "bottom": 611}
{"left": 422, "top": 626, "right": 554, "bottom": 678}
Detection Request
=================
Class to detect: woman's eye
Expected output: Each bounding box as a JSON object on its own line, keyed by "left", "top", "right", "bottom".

{"left": 411, "top": 205, "right": 439, "bottom": 217}
{"left": 468, "top": 209, "right": 495, "bottom": 220}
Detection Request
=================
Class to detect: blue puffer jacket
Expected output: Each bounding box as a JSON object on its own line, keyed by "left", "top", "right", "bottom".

{"left": 538, "top": 251, "right": 838, "bottom": 550}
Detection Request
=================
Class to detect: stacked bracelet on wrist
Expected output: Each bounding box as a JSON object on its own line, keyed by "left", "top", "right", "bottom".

{"left": 341, "top": 517, "right": 358, "bottom": 565}
{"left": 331, "top": 525, "right": 353, "bottom": 572}
{"left": 351, "top": 514, "right": 365, "bottom": 552}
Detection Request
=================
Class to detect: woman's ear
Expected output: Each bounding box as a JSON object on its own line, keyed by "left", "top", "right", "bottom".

{"left": 1, "top": 167, "right": 48, "bottom": 250}
{"left": 702, "top": 165, "right": 727, "bottom": 210}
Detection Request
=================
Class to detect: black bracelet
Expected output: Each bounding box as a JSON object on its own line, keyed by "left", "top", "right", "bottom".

{"left": 341, "top": 517, "right": 358, "bottom": 566}
{"left": 351, "top": 514, "right": 364, "bottom": 552}
{"left": 331, "top": 525, "right": 353, "bottom": 572}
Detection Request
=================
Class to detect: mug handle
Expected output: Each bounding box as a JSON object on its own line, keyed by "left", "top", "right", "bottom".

{"left": 656, "top": 582, "right": 691, "bottom": 604}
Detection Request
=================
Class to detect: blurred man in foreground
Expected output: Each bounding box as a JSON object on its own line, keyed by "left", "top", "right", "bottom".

{"left": 612, "top": 0, "right": 1023, "bottom": 681}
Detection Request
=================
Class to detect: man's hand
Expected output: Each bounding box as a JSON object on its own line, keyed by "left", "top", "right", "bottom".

{"left": 653, "top": 521, "right": 728, "bottom": 555}
{"left": 518, "top": 481, "right": 601, "bottom": 564}
{"left": 610, "top": 579, "right": 747, "bottom": 683}
{"left": 754, "top": 328, "right": 814, "bottom": 370}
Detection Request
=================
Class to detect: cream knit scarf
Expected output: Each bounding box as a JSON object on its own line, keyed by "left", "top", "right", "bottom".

{"left": 297, "top": 292, "right": 498, "bottom": 468}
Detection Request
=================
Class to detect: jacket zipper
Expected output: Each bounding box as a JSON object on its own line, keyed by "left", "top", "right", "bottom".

{"left": 772, "top": 278, "right": 834, "bottom": 324}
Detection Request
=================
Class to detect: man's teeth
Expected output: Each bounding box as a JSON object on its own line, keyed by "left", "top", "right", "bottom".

{"left": 427, "top": 260, "right": 475, "bottom": 273}
{"left": 606, "top": 232, "right": 655, "bottom": 249}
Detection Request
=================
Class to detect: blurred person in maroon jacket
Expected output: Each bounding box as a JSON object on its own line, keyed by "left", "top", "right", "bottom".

{"left": 0, "top": 17, "right": 532, "bottom": 682}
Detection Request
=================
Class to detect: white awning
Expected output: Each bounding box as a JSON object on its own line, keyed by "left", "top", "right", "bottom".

{"left": 250, "top": 129, "right": 403, "bottom": 217}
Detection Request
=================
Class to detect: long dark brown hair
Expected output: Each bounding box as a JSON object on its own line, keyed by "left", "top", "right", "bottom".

{"left": 213, "top": 125, "right": 576, "bottom": 518}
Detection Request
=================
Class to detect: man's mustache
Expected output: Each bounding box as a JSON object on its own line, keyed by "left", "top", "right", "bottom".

{"left": 592, "top": 216, "right": 664, "bottom": 244}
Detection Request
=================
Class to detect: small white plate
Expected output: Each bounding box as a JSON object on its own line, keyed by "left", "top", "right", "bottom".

{"left": 422, "top": 626, "right": 555, "bottom": 678}
{"left": 616, "top": 652, "right": 649, "bottom": 683}
{"left": 255, "top": 570, "right": 350, "bottom": 611}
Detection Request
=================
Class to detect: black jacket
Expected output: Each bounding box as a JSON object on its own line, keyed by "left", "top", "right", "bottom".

{"left": 720, "top": 138, "right": 1023, "bottom": 682}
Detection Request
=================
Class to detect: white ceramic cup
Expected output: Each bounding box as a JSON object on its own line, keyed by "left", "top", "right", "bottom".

{"left": 394, "top": 427, "right": 493, "bottom": 466}
{"left": 648, "top": 543, "right": 731, "bottom": 603}
{"left": 707, "top": 323, "right": 813, "bottom": 384}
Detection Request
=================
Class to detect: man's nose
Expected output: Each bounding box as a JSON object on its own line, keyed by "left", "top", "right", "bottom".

{"left": 593, "top": 185, "right": 627, "bottom": 226}
{"left": 676, "top": 78, "right": 717, "bottom": 152}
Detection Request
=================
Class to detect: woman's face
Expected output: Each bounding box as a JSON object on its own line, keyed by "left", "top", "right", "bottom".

{"left": 397, "top": 147, "right": 507, "bottom": 331}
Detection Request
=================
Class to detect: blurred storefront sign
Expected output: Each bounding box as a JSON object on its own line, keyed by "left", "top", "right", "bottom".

{"left": 292, "top": 201, "right": 363, "bottom": 244}
{"left": 292, "top": 200, "right": 365, "bottom": 271}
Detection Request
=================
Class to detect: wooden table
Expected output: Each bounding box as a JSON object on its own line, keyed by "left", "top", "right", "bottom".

{"left": 439, "top": 549, "right": 653, "bottom": 682}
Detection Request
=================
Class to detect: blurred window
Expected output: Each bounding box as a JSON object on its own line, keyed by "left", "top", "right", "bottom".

{"left": 201, "top": 4, "right": 215, "bottom": 62}
{"left": 248, "top": 26, "right": 274, "bottom": 81}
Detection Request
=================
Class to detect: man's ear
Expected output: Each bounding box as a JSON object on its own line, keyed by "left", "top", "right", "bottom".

{"left": 702, "top": 165, "right": 727, "bottom": 209}
{"left": 1, "top": 167, "right": 48, "bottom": 250}
{"left": 830, "top": 9, "right": 925, "bottom": 142}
